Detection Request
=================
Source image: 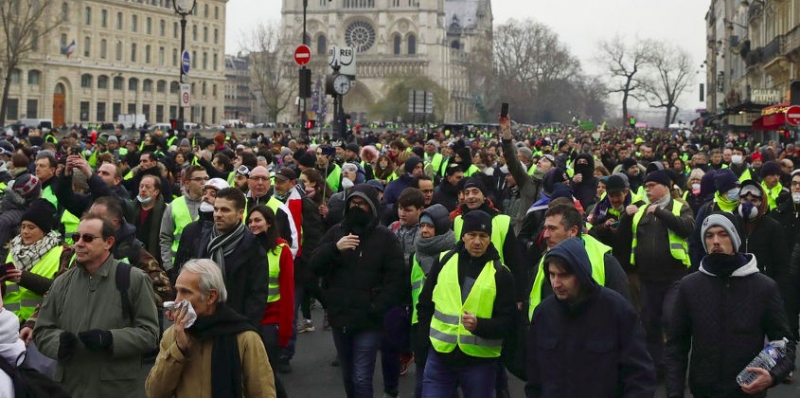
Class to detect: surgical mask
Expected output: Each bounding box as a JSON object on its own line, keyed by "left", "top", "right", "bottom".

{"left": 793, "top": 192, "right": 800, "bottom": 204}
{"left": 726, "top": 188, "right": 740, "bottom": 201}
{"left": 136, "top": 195, "right": 153, "bottom": 204}
{"left": 200, "top": 201, "right": 214, "bottom": 213}
{"left": 691, "top": 183, "right": 701, "bottom": 194}
{"left": 731, "top": 154, "right": 743, "bottom": 165}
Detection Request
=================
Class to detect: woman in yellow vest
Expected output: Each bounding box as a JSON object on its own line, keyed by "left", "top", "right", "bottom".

{"left": 247, "top": 205, "right": 294, "bottom": 384}
{"left": 2, "top": 199, "right": 66, "bottom": 323}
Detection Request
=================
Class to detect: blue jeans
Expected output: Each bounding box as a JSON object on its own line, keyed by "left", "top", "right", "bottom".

{"left": 422, "top": 348, "right": 497, "bottom": 398}
{"left": 332, "top": 328, "right": 382, "bottom": 398}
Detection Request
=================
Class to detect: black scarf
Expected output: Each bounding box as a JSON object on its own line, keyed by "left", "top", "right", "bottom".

{"left": 207, "top": 222, "right": 246, "bottom": 275}
{"left": 703, "top": 253, "right": 749, "bottom": 277}
{"left": 187, "top": 304, "right": 256, "bottom": 398}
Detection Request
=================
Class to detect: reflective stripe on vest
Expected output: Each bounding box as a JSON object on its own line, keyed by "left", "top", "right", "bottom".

{"left": 61, "top": 210, "right": 80, "bottom": 245}
{"left": 170, "top": 196, "right": 197, "bottom": 254}
{"left": 4, "top": 246, "right": 63, "bottom": 321}
{"left": 326, "top": 164, "right": 342, "bottom": 192}
{"left": 453, "top": 214, "right": 511, "bottom": 263}
{"left": 528, "top": 235, "right": 608, "bottom": 320}
{"left": 630, "top": 200, "right": 690, "bottom": 267}
{"left": 429, "top": 252, "right": 503, "bottom": 358}
{"left": 410, "top": 253, "right": 437, "bottom": 325}
{"left": 266, "top": 242, "right": 287, "bottom": 303}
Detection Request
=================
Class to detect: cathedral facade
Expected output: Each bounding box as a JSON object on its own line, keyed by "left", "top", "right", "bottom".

{"left": 280, "top": 0, "right": 493, "bottom": 124}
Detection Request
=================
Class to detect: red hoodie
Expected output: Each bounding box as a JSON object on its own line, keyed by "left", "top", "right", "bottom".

{"left": 260, "top": 238, "right": 295, "bottom": 347}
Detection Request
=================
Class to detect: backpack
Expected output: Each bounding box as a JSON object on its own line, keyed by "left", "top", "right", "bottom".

{"left": 116, "top": 262, "right": 133, "bottom": 323}
{"left": 0, "top": 356, "right": 70, "bottom": 398}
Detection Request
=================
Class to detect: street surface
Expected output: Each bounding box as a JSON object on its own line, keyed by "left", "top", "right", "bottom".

{"left": 282, "top": 308, "right": 800, "bottom": 397}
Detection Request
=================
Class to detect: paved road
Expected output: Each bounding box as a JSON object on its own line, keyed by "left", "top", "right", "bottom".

{"left": 281, "top": 308, "right": 800, "bottom": 397}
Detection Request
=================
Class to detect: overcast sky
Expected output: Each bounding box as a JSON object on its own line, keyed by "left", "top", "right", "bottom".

{"left": 226, "top": 0, "right": 710, "bottom": 114}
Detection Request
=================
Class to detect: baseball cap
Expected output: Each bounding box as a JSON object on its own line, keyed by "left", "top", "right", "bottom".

{"left": 274, "top": 167, "right": 297, "bottom": 181}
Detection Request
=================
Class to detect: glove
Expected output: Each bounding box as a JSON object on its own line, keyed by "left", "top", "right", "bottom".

{"left": 58, "top": 332, "right": 79, "bottom": 361}
{"left": 78, "top": 329, "right": 113, "bottom": 352}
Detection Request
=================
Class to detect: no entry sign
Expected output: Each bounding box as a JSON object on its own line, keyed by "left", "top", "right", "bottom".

{"left": 787, "top": 105, "right": 800, "bottom": 126}
{"left": 294, "top": 45, "right": 311, "bottom": 66}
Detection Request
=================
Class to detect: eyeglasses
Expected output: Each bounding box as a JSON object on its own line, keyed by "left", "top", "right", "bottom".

{"left": 72, "top": 233, "right": 101, "bottom": 243}
{"left": 189, "top": 176, "right": 209, "bottom": 183}
{"left": 249, "top": 176, "right": 270, "bottom": 182}
{"left": 235, "top": 165, "right": 250, "bottom": 176}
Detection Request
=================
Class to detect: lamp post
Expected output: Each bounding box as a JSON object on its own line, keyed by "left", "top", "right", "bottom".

{"left": 174, "top": 0, "right": 197, "bottom": 132}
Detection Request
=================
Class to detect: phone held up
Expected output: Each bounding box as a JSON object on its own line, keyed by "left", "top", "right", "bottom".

{"left": 500, "top": 102, "right": 509, "bottom": 118}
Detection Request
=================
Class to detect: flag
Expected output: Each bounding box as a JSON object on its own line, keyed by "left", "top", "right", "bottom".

{"left": 60, "top": 39, "right": 76, "bottom": 57}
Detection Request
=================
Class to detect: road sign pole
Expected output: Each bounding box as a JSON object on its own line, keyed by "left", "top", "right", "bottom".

{"left": 422, "top": 91, "right": 427, "bottom": 127}
{"left": 177, "top": 15, "right": 187, "bottom": 131}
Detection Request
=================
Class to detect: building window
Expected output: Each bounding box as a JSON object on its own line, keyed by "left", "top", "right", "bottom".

{"left": 117, "top": 12, "right": 123, "bottom": 30}
{"left": 60, "top": 34, "right": 66, "bottom": 47}
{"left": 27, "top": 70, "right": 40, "bottom": 85}
{"left": 204, "top": 4, "right": 208, "bottom": 17}
{"left": 160, "top": 19, "right": 165, "bottom": 36}
{"left": 142, "top": 104, "right": 150, "bottom": 121}
{"left": 97, "top": 102, "right": 106, "bottom": 122}
{"left": 100, "top": 39, "right": 107, "bottom": 59}
{"left": 192, "top": 25, "right": 197, "bottom": 41}
{"left": 172, "top": 48, "right": 178, "bottom": 66}
{"left": 211, "top": 107, "right": 216, "bottom": 123}
{"left": 115, "top": 40, "right": 122, "bottom": 61}
{"left": 213, "top": 54, "right": 218, "bottom": 71}
{"left": 393, "top": 34, "right": 401, "bottom": 55}
{"left": 113, "top": 76, "right": 124, "bottom": 90}
{"left": 202, "top": 52, "right": 207, "bottom": 69}
{"left": 451, "top": 40, "right": 460, "bottom": 49}
{"left": 156, "top": 105, "right": 164, "bottom": 122}
{"left": 169, "top": 105, "right": 177, "bottom": 119}
{"left": 80, "top": 102, "right": 90, "bottom": 121}
{"left": 214, "top": 6, "right": 219, "bottom": 19}
{"left": 408, "top": 34, "right": 416, "bottom": 55}
{"left": 191, "top": 51, "right": 196, "bottom": 69}
{"left": 132, "top": 15, "right": 138, "bottom": 32}
{"left": 84, "top": 37, "right": 91, "bottom": 57}
{"left": 31, "top": 30, "right": 38, "bottom": 52}
{"left": 97, "top": 75, "right": 108, "bottom": 89}
{"left": 101, "top": 9, "right": 107, "bottom": 27}
{"left": 145, "top": 45, "right": 151, "bottom": 63}
{"left": 84, "top": 6, "right": 91, "bottom": 25}
{"left": 128, "top": 78, "right": 138, "bottom": 91}
{"left": 5, "top": 99, "right": 18, "bottom": 120}
{"left": 113, "top": 103, "right": 121, "bottom": 119}
{"left": 146, "top": 17, "right": 152, "bottom": 34}
{"left": 170, "top": 81, "right": 179, "bottom": 94}
{"left": 61, "top": 2, "right": 69, "bottom": 22}
{"left": 143, "top": 79, "right": 153, "bottom": 92}
{"left": 159, "top": 47, "right": 165, "bottom": 65}
{"left": 127, "top": 104, "right": 136, "bottom": 115}
{"left": 9, "top": 69, "right": 21, "bottom": 84}
{"left": 212, "top": 84, "right": 217, "bottom": 97}
{"left": 203, "top": 26, "right": 208, "bottom": 42}
{"left": 202, "top": 82, "right": 206, "bottom": 95}
{"left": 131, "top": 43, "right": 137, "bottom": 62}
{"left": 26, "top": 100, "right": 37, "bottom": 118}
{"left": 318, "top": 35, "right": 327, "bottom": 55}
{"left": 157, "top": 80, "right": 166, "bottom": 93}
{"left": 81, "top": 74, "right": 92, "bottom": 88}
{"left": 214, "top": 29, "right": 218, "bottom": 44}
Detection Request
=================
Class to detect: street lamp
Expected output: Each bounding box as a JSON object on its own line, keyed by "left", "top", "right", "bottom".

{"left": 174, "top": 0, "right": 196, "bottom": 132}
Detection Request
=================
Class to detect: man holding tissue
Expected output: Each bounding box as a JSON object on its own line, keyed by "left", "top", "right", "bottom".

{"left": 146, "top": 258, "right": 276, "bottom": 398}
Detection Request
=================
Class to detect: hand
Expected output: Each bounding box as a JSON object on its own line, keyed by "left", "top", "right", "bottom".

{"left": 19, "top": 327, "right": 33, "bottom": 346}
{"left": 625, "top": 205, "right": 639, "bottom": 216}
{"left": 173, "top": 304, "right": 192, "bottom": 353}
{"left": 319, "top": 204, "right": 329, "bottom": 218}
{"left": 0, "top": 269, "right": 21, "bottom": 284}
{"left": 740, "top": 367, "right": 773, "bottom": 394}
{"left": 603, "top": 218, "right": 617, "bottom": 228}
{"left": 499, "top": 115, "right": 512, "bottom": 140}
{"left": 646, "top": 205, "right": 657, "bottom": 215}
{"left": 58, "top": 331, "right": 79, "bottom": 361}
{"left": 462, "top": 311, "right": 478, "bottom": 332}
{"left": 572, "top": 173, "right": 583, "bottom": 184}
{"left": 336, "top": 234, "right": 360, "bottom": 251}
{"left": 78, "top": 329, "right": 113, "bottom": 352}
{"left": 69, "top": 155, "right": 92, "bottom": 177}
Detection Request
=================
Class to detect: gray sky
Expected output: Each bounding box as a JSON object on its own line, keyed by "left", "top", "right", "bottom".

{"left": 226, "top": 0, "right": 709, "bottom": 115}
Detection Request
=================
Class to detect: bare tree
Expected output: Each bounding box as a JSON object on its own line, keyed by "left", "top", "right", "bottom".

{"left": 0, "top": 0, "right": 61, "bottom": 125}
{"left": 242, "top": 23, "right": 296, "bottom": 123}
{"left": 640, "top": 41, "right": 694, "bottom": 128}
{"left": 595, "top": 35, "right": 652, "bottom": 124}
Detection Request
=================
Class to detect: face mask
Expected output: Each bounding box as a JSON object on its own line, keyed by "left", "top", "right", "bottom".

{"left": 136, "top": 195, "right": 153, "bottom": 204}
{"left": 692, "top": 183, "right": 701, "bottom": 194}
{"left": 379, "top": 164, "right": 387, "bottom": 170}
{"left": 341, "top": 178, "right": 354, "bottom": 190}
{"left": 793, "top": 192, "right": 800, "bottom": 204}
{"left": 738, "top": 201, "right": 758, "bottom": 220}
{"left": 731, "top": 154, "right": 743, "bottom": 165}
{"left": 726, "top": 188, "right": 740, "bottom": 201}
{"left": 199, "top": 201, "right": 214, "bottom": 213}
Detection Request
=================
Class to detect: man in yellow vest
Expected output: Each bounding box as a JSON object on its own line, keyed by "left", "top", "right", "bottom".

{"left": 246, "top": 166, "right": 299, "bottom": 258}
{"left": 316, "top": 145, "right": 342, "bottom": 192}
{"left": 159, "top": 165, "right": 207, "bottom": 273}
{"left": 526, "top": 238, "right": 656, "bottom": 397}
{"left": 759, "top": 161, "right": 789, "bottom": 210}
{"left": 618, "top": 169, "right": 694, "bottom": 378}
{"left": 416, "top": 210, "right": 516, "bottom": 397}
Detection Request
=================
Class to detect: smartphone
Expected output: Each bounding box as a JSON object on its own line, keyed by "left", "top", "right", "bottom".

{"left": 610, "top": 221, "right": 620, "bottom": 228}
{"left": 0, "top": 263, "right": 14, "bottom": 276}
{"left": 70, "top": 147, "right": 81, "bottom": 156}
{"left": 500, "top": 102, "right": 509, "bottom": 118}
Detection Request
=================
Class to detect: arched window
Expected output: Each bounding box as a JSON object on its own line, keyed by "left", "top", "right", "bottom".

{"left": 113, "top": 76, "right": 124, "bottom": 90}
{"left": 81, "top": 73, "right": 92, "bottom": 88}
{"left": 317, "top": 35, "right": 327, "bottom": 55}
{"left": 393, "top": 34, "right": 401, "bottom": 55}
{"left": 451, "top": 40, "right": 460, "bottom": 49}
{"left": 170, "top": 81, "right": 180, "bottom": 94}
{"left": 97, "top": 75, "right": 108, "bottom": 89}
{"left": 128, "top": 78, "right": 138, "bottom": 91}
{"left": 156, "top": 80, "right": 166, "bottom": 93}
{"left": 143, "top": 79, "right": 153, "bottom": 92}
{"left": 407, "top": 34, "right": 416, "bottom": 55}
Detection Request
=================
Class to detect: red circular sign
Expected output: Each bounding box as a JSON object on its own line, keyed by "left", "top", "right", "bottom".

{"left": 787, "top": 105, "right": 800, "bottom": 126}
{"left": 294, "top": 45, "right": 311, "bottom": 66}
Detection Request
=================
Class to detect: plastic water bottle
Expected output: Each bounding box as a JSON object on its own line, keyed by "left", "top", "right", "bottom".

{"left": 736, "top": 338, "right": 788, "bottom": 386}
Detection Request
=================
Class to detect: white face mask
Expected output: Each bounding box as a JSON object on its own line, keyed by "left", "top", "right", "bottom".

{"left": 726, "top": 188, "right": 740, "bottom": 201}
{"left": 136, "top": 195, "right": 153, "bottom": 204}
{"left": 199, "top": 201, "right": 214, "bottom": 213}
{"left": 731, "top": 154, "right": 743, "bottom": 165}
{"left": 691, "top": 183, "right": 701, "bottom": 192}
{"left": 793, "top": 192, "right": 800, "bottom": 204}
{"left": 341, "top": 178, "right": 354, "bottom": 190}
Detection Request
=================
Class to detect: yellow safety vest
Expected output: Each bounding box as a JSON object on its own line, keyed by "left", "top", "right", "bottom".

{"left": 170, "top": 196, "right": 198, "bottom": 255}
{"left": 227, "top": 171, "right": 236, "bottom": 187}
{"left": 428, "top": 153, "right": 443, "bottom": 176}
{"left": 4, "top": 246, "right": 63, "bottom": 322}
{"left": 453, "top": 213, "right": 511, "bottom": 263}
{"left": 61, "top": 210, "right": 80, "bottom": 245}
{"left": 630, "top": 200, "right": 690, "bottom": 267}
{"left": 41, "top": 185, "right": 58, "bottom": 208}
{"left": 266, "top": 242, "right": 287, "bottom": 303}
{"left": 429, "top": 252, "right": 504, "bottom": 358}
{"left": 761, "top": 181, "right": 783, "bottom": 211}
{"left": 326, "top": 164, "right": 342, "bottom": 192}
{"left": 528, "top": 235, "right": 608, "bottom": 320}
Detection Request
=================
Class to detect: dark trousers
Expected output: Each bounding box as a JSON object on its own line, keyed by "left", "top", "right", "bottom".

{"left": 640, "top": 280, "right": 680, "bottom": 370}
{"left": 332, "top": 328, "right": 382, "bottom": 398}
{"left": 422, "top": 348, "right": 496, "bottom": 398}
{"left": 283, "top": 281, "right": 322, "bottom": 361}
{"left": 381, "top": 305, "right": 410, "bottom": 395}
{"left": 260, "top": 324, "right": 288, "bottom": 398}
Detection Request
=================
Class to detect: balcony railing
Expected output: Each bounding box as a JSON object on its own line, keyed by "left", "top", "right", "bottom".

{"left": 762, "top": 35, "right": 785, "bottom": 64}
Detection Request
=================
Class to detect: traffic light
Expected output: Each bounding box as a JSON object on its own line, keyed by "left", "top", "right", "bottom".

{"left": 305, "top": 120, "right": 315, "bottom": 130}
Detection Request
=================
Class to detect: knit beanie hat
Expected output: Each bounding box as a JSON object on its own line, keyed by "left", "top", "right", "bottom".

{"left": 462, "top": 177, "right": 487, "bottom": 196}
{"left": 714, "top": 169, "right": 739, "bottom": 193}
{"left": 404, "top": 156, "right": 423, "bottom": 175}
{"left": 420, "top": 204, "right": 451, "bottom": 235}
{"left": 21, "top": 198, "right": 56, "bottom": 233}
{"left": 643, "top": 170, "right": 671, "bottom": 187}
{"left": 550, "top": 183, "right": 574, "bottom": 201}
{"left": 701, "top": 212, "right": 742, "bottom": 253}
{"left": 605, "top": 174, "right": 627, "bottom": 194}
{"left": 461, "top": 210, "right": 492, "bottom": 238}
{"left": 298, "top": 152, "right": 316, "bottom": 168}
{"left": 179, "top": 138, "right": 191, "bottom": 148}
{"left": 621, "top": 158, "right": 638, "bottom": 171}
{"left": 760, "top": 161, "right": 781, "bottom": 178}
{"left": 12, "top": 173, "right": 41, "bottom": 201}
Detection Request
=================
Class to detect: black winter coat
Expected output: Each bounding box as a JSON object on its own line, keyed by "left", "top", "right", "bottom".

{"left": 665, "top": 255, "right": 796, "bottom": 398}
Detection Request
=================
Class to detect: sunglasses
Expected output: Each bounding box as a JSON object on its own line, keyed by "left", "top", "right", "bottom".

{"left": 72, "top": 233, "right": 102, "bottom": 243}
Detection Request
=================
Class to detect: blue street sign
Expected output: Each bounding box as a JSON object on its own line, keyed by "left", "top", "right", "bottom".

{"left": 182, "top": 50, "right": 191, "bottom": 75}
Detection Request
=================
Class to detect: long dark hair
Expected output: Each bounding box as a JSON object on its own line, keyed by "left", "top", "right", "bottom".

{"left": 248, "top": 205, "right": 281, "bottom": 253}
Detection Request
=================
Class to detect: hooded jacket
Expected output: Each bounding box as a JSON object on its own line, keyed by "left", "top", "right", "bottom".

{"left": 526, "top": 238, "right": 656, "bottom": 398}
{"left": 666, "top": 253, "right": 796, "bottom": 398}
{"left": 310, "top": 184, "right": 406, "bottom": 332}
{"left": 571, "top": 154, "right": 599, "bottom": 210}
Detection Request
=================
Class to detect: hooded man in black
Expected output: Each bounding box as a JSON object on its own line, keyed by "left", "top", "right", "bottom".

{"left": 310, "top": 184, "right": 406, "bottom": 398}
{"left": 570, "top": 153, "right": 599, "bottom": 210}
{"left": 526, "top": 238, "right": 656, "bottom": 398}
